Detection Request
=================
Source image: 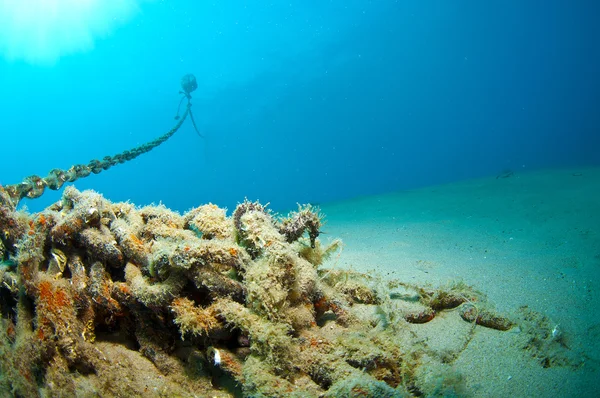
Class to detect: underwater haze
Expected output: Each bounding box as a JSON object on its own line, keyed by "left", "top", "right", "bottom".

{"left": 1, "top": 0, "right": 599, "bottom": 212}
{"left": 2, "top": 2, "right": 600, "bottom": 397}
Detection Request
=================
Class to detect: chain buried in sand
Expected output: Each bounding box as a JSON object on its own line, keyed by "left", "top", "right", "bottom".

{"left": 1, "top": 74, "right": 201, "bottom": 209}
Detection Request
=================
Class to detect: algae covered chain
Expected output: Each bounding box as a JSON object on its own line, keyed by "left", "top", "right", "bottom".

{"left": 0, "top": 74, "right": 202, "bottom": 209}
{"left": 0, "top": 181, "right": 525, "bottom": 396}
{"left": 0, "top": 77, "right": 541, "bottom": 398}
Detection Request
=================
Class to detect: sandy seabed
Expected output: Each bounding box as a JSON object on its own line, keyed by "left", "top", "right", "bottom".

{"left": 321, "top": 167, "right": 600, "bottom": 397}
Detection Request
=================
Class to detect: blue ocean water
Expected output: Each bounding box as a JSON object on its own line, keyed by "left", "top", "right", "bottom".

{"left": 0, "top": 0, "right": 598, "bottom": 213}
{"left": 1, "top": 3, "right": 600, "bottom": 396}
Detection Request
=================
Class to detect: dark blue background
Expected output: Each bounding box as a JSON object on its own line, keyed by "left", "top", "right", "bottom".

{"left": 1, "top": 1, "right": 598, "bottom": 213}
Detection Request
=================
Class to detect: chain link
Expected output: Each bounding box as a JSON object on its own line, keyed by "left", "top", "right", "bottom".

{"left": 1, "top": 104, "right": 190, "bottom": 208}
